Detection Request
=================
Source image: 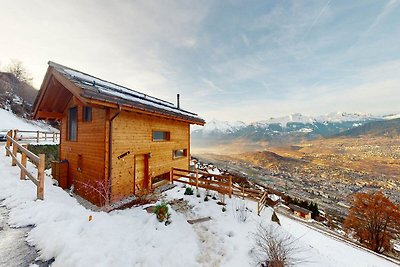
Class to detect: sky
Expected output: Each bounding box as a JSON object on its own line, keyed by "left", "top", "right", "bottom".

{"left": 1, "top": 0, "right": 400, "bottom": 123}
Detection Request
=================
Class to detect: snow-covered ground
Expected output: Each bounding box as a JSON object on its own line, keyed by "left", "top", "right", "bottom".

{"left": 0, "top": 145, "right": 397, "bottom": 266}
{"left": 0, "top": 108, "right": 56, "bottom": 132}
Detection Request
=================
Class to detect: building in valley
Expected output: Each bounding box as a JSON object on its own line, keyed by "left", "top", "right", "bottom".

{"left": 288, "top": 204, "right": 312, "bottom": 220}
{"left": 33, "top": 61, "right": 204, "bottom": 205}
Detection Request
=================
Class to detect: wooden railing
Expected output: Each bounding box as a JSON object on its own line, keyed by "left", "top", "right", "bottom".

{"left": 14, "top": 129, "right": 60, "bottom": 143}
{"left": 171, "top": 167, "right": 270, "bottom": 215}
{"left": 232, "top": 183, "right": 264, "bottom": 200}
{"left": 4, "top": 130, "right": 45, "bottom": 200}
{"left": 171, "top": 167, "right": 233, "bottom": 197}
{"left": 257, "top": 192, "right": 268, "bottom": 216}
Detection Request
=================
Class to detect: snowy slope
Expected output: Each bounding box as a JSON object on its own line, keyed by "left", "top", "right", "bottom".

{"left": 0, "top": 147, "right": 397, "bottom": 267}
{"left": 384, "top": 113, "right": 400, "bottom": 120}
{"left": 0, "top": 108, "right": 56, "bottom": 132}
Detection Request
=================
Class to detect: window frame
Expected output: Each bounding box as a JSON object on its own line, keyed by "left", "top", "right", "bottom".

{"left": 68, "top": 106, "right": 78, "bottom": 141}
{"left": 173, "top": 148, "right": 187, "bottom": 159}
{"left": 152, "top": 130, "right": 170, "bottom": 142}
{"left": 83, "top": 106, "right": 92, "bottom": 122}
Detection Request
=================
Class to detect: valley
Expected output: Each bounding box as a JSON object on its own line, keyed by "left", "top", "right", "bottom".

{"left": 193, "top": 135, "right": 400, "bottom": 218}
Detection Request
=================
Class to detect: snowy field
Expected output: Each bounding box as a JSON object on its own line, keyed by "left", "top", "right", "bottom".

{"left": 0, "top": 145, "right": 398, "bottom": 266}
{"left": 0, "top": 108, "right": 56, "bottom": 132}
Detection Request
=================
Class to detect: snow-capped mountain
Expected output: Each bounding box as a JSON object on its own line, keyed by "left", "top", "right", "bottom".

{"left": 192, "top": 119, "right": 246, "bottom": 136}
{"left": 191, "top": 112, "right": 398, "bottom": 147}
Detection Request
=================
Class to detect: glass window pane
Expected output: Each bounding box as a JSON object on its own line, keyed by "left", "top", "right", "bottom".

{"left": 153, "top": 131, "right": 169, "bottom": 141}
{"left": 83, "top": 106, "right": 92, "bottom": 122}
{"left": 68, "top": 107, "right": 77, "bottom": 141}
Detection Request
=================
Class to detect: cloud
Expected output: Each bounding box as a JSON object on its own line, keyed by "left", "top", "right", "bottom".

{"left": 349, "top": 0, "right": 400, "bottom": 52}
{"left": 201, "top": 78, "right": 224, "bottom": 93}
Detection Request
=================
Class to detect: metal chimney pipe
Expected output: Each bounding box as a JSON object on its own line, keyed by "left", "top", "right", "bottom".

{"left": 177, "top": 94, "right": 180, "bottom": 109}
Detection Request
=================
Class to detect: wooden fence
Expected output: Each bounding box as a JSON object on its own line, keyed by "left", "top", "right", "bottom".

{"left": 4, "top": 130, "right": 45, "bottom": 200}
{"left": 170, "top": 167, "right": 233, "bottom": 196}
{"left": 170, "top": 167, "right": 268, "bottom": 215}
{"left": 14, "top": 129, "right": 60, "bottom": 143}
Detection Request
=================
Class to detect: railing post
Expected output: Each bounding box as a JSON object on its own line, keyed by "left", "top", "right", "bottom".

{"left": 20, "top": 145, "right": 27, "bottom": 180}
{"left": 52, "top": 133, "right": 55, "bottom": 142}
{"left": 12, "top": 132, "right": 17, "bottom": 166}
{"left": 170, "top": 168, "right": 173, "bottom": 184}
{"left": 36, "top": 131, "right": 39, "bottom": 143}
{"left": 45, "top": 133, "right": 47, "bottom": 141}
{"left": 196, "top": 169, "right": 199, "bottom": 190}
{"left": 5, "top": 130, "right": 12, "bottom": 156}
{"left": 37, "top": 154, "right": 45, "bottom": 200}
{"left": 229, "top": 176, "right": 232, "bottom": 198}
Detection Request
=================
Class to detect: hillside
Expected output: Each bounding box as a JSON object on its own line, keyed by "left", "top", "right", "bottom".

{"left": 0, "top": 108, "right": 55, "bottom": 132}
{"left": 336, "top": 118, "right": 400, "bottom": 138}
{"left": 0, "top": 72, "right": 38, "bottom": 119}
{"left": 0, "top": 146, "right": 398, "bottom": 266}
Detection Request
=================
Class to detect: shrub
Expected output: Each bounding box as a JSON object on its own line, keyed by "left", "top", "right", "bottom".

{"left": 28, "top": 144, "right": 58, "bottom": 169}
{"left": 154, "top": 202, "right": 170, "bottom": 222}
{"left": 233, "top": 199, "right": 249, "bottom": 223}
{"left": 184, "top": 187, "right": 194, "bottom": 195}
{"left": 252, "top": 223, "right": 306, "bottom": 267}
{"left": 222, "top": 207, "right": 227, "bottom": 212}
{"left": 196, "top": 191, "right": 201, "bottom": 198}
{"left": 204, "top": 196, "right": 209, "bottom": 202}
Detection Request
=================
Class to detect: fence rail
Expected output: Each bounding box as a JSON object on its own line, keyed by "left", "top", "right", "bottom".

{"left": 4, "top": 130, "right": 45, "bottom": 200}
{"left": 170, "top": 167, "right": 269, "bottom": 215}
{"left": 171, "top": 167, "right": 232, "bottom": 197}
{"left": 257, "top": 192, "right": 268, "bottom": 216}
{"left": 14, "top": 129, "right": 60, "bottom": 143}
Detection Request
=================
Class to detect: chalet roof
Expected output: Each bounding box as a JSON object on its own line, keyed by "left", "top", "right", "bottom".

{"left": 33, "top": 61, "right": 205, "bottom": 125}
{"left": 288, "top": 204, "right": 312, "bottom": 214}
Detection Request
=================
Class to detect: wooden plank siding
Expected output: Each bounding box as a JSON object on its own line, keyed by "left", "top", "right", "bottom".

{"left": 60, "top": 96, "right": 107, "bottom": 205}
{"left": 111, "top": 110, "right": 190, "bottom": 202}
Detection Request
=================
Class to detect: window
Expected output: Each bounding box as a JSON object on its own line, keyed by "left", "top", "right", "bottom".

{"left": 68, "top": 107, "right": 77, "bottom": 141}
{"left": 83, "top": 106, "right": 92, "bottom": 122}
{"left": 173, "top": 149, "right": 187, "bottom": 159}
{"left": 152, "top": 131, "right": 170, "bottom": 141}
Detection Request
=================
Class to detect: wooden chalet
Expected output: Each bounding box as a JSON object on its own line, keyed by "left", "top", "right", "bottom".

{"left": 288, "top": 204, "right": 312, "bottom": 220}
{"left": 32, "top": 61, "right": 205, "bottom": 205}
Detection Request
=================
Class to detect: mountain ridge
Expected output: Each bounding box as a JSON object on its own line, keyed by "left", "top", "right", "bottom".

{"left": 191, "top": 112, "right": 400, "bottom": 147}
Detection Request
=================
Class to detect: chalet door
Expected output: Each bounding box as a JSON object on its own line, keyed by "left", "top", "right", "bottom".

{"left": 134, "top": 154, "right": 149, "bottom": 193}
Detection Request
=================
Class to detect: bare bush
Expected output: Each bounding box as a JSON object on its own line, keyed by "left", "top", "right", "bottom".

{"left": 74, "top": 179, "right": 111, "bottom": 210}
{"left": 233, "top": 199, "right": 249, "bottom": 223}
{"left": 251, "top": 223, "right": 307, "bottom": 267}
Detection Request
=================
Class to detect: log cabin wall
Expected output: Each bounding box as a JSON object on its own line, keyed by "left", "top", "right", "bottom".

{"left": 59, "top": 96, "right": 107, "bottom": 205}
{"left": 111, "top": 110, "right": 190, "bottom": 202}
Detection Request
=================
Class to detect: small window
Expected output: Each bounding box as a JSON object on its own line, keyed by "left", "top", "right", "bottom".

{"left": 173, "top": 149, "right": 187, "bottom": 159}
{"left": 153, "top": 131, "right": 170, "bottom": 141}
{"left": 68, "top": 107, "right": 77, "bottom": 141}
{"left": 83, "top": 106, "right": 92, "bottom": 122}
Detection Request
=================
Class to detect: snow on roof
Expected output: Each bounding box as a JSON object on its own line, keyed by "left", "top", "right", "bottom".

{"left": 268, "top": 194, "right": 280, "bottom": 202}
{"left": 207, "top": 167, "right": 221, "bottom": 176}
{"left": 48, "top": 61, "right": 205, "bottom": 124}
